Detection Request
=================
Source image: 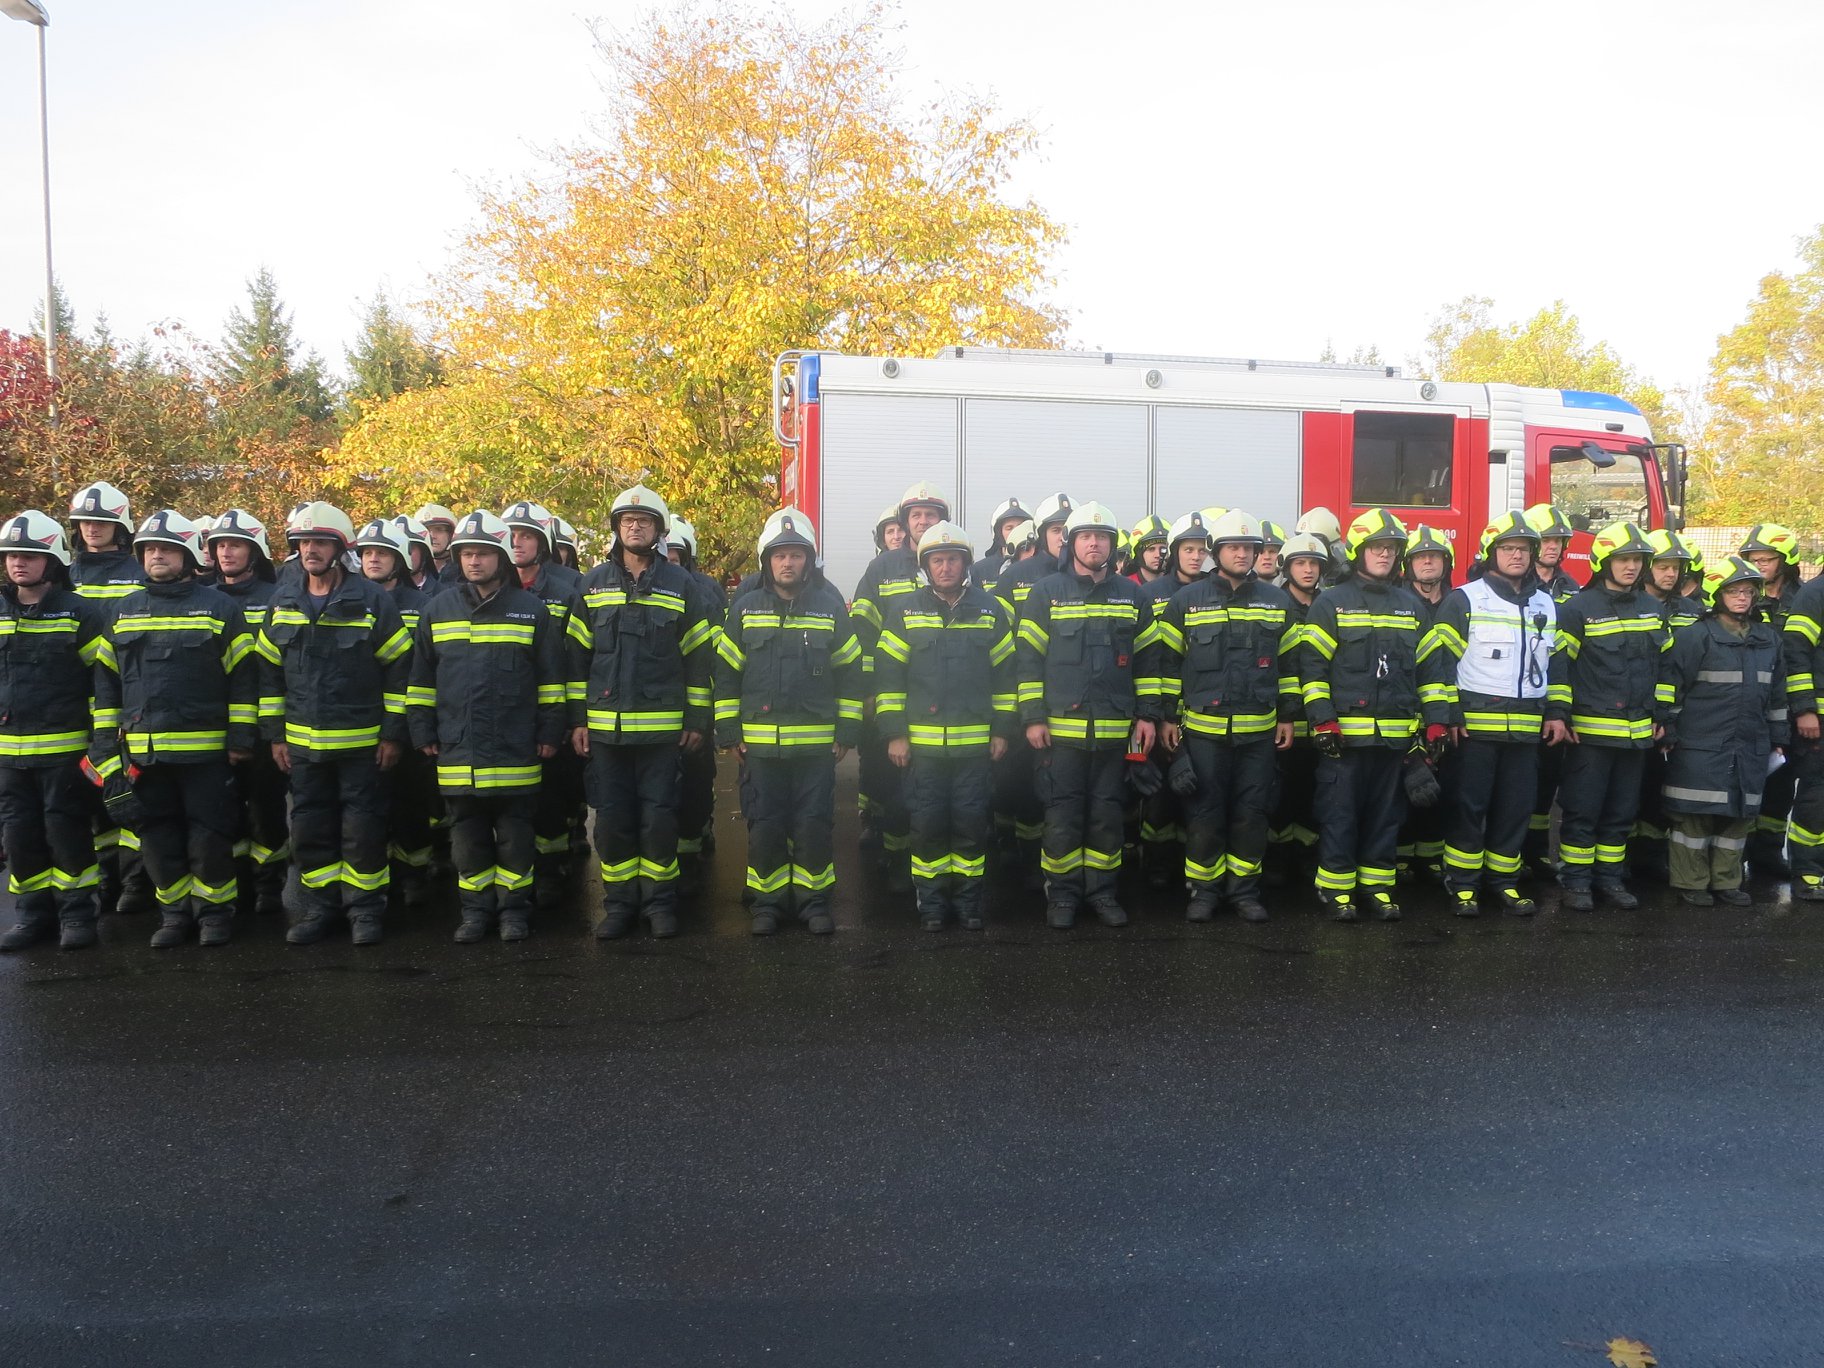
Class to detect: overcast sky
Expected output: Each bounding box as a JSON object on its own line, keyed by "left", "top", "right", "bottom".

{"left": 2, "top": 0, "right": 1818, "bottom": 403}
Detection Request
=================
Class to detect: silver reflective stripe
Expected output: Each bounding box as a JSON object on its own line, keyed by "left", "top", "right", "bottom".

{"left": 1770, "top": 708, "right": 1789, "bottom": 720}
{"left": 1757, "top": 671, "right": 1773, "bottom": 683}
{"left": 1666, "top": 785, "right": 1729, "bottom": 803}
{"left": 1744, "top": 791, "right": 1763, "bottom": 807}
{"left": 1714, "top": 835, "right": 1749, "bottom": 851}
{"left": 1668, "top": 830, "right": 1711, "bottom": 850}
{"left": 1696, "top": 670, "right": 1743, "bottom": 683}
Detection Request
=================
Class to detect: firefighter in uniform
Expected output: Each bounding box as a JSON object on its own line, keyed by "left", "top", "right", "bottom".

{"left": 872, "top": 506, "right": 907, "bottom": 555}
{"left": 715, "top": 509, "right": 864, "bottom": 935}
{"left": 1133, "top": 510, "right": 1213, "bottom": 883}
{"left": 552, "top": 517, "right": 582, "bottom": 574}
{"left": 1265, "top": 531, "right": 1329, "bottom": 881}
{"left": 994, "top": 492, "right": 1074, "bottom": 609}
{"left": 1016, "top": 501, "right": 1149, "bottom": 928}
{"left": 1738, "top": 524, "right": 1802, "bottom": 878}
{"left": 66, "top": 480, "right": 150, "bottom": 912}
{"left": 970, "top": 498, "right": 1031, "bottom": 594}
{"left": 1256, "top": 521, "right": 1288, "bottom": 583}
{"left": 1660, "top": 555, "right": 1789, "bottom": 905}
{"left": 0, "top": 512, "right": 108, "bottom": 951}
{"left": 1779, "top": 541, "right": 1824, "bottom": 902}
{"left": 1420, "top": 511, "right": 1566, "bottom": 916}
{"left": 93, "top": 511, "right": 257, "bottom": 947}
{"left": 871, "top": 521, "right": 1016, "bottom": 930}
{"left": 574, "top": 485, "right": 715, "bottom": 940}
{"left": 1633, "top": 529, "right": 1706, "bottom": 881}
{"left": 1294, "top": 507, "right": 1346, "bottom": 585}
{"left": 1549, "top": 522, "right": 1669, "bottom": 910}
{"left": 207, "top": 509, "right": 289, "bottom": 916}
{"left": 850, "top": 482, "right": 951, "bottom": 891}
{"left": 355, "top": 517, "right": 436, "bottom": 902}
{"left": 665, "top": 515, "right": 727, "bottom": 880}
{"left": 1140, "top": 510, "right": 1296, "bottom": 921}
{"left": 1395, "top": 524, "right": 1454, "bottom": 882}
{"left": 1296, "top": 510, "right": 1430, "bottom": 921}
{"left": 409, "top": 511, "right": 567, "bottom": 941}
{"left": 1519, "top": 503, "right": 1580, "bottom": 873}
{"left": 503, "top": 499, "right": 591, "bottom": 910}
{"left": 415, "top": 503, "right": 461, "bottom": 586}
{"left": 256, "top": 504, "right": 412, "bottom": 946}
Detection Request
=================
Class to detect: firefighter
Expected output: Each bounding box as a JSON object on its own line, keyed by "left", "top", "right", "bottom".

{"left": 1548, "top": 522, "right": 1668, "bottom": 910}
{"left": 1644, "top": 530, "right": 1705, "bottom": 629}
{"left": 1517, "top": 503, "right": 1580, "bottom": 875}
{"left": 1397, "top": 524, "right": 1455, "bottom": 882}
{"left": 1419, "top": 511, "right": 1565, "bottom": 916}
{"left": 1266, "top": 532, "right": 1330, "bottom": 879}
{"left": 502, "top": 500, "right": 591, "bottom": 911}
{"left": 355, "top": 517, "right": 437, "bottom": 902}
{"left": 1780, "top": 537, "right": 1824, "bottom": 902}
{"left": 665, "top": 515, "right": 727, "bottom": 881}
{"left": 873, "top": 506, "right": 907, "bottom": 555}
{"left": 256, "top": 504, "right": 412, "bottom": 946}
{"left": 1016, "top": 501, "right": 1149, "bottom": 928}
{"left": 415, "top": 503, "right": 460, "bottom": 585}
{"left": 409, "top": 511, "right": 568, "bottom": 942}
{"left": 872, "top": 520, "right": 1017, "bottom": 930}
{"left": 1132, "top": 510, "right": 1214, "bottom": 884}
{"left": 715, "top": 509, "right": 863, "bottom": 935}
{"left": 92, "top": 511, "right": 258, "bottom": 948}
{"left": 574, "top": 486, "right": 715, "bottom": 940}
{"left": 1296, "top": 510, "right": 1430, "bottom": 921}
{"left": 1257, "top": 521, "right": 1288, "bottom": 583}
{"left": 851, "top": 481, "right": 952, "bottom": 891}
{"left": 0, "top": 512, "right": 108, "bottom": 951}
{"left": 1660, "top": 555, "right": 1789, "bottom": 906}
{"left": 1738, "top": 523, "right": 1803, "bottom": 878}
{"left": 207, "top": 509, "right": 289, "bottom": 916}
{"left": 994, "top": 492, "right": 1074, "bottom": 608}
{"left": 1140, "top": 510, "right": 1295, "bottom": 921}
{"left": 389, "top": 513, "right": 440, "bottom": 595}
{"left": 553, "top": 517, "right": 582, "bottom": 573}
{"left": 971, "top": 498, "right": 1031, "bottom": 594}
{"left": 1294, "top": 506, "right": 1346, "bottom": 584}
{"left": 1129, "top": 516, "right": 1170, "bottom": 586}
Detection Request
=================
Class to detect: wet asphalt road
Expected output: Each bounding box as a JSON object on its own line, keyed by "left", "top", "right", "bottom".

{"left": 3, "top": 759, "right": 1824, "bottom": 1366}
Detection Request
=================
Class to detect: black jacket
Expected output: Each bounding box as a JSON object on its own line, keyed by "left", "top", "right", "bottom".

{"left": 1550, "top": 583, "right": 1671, "bottom": 746}
{"left": 872, "top": 584, "right": 1018, "bottom": 751}
{"left": 1014, "top": 567, "right": 1145, "bottom": 748}
{"left": 715, "top": 568, "right": 863, "bottom": 753}
{"left": 1295, "top": 576, "right": 1432, "bottom": 748}
{"left": 1137, "top": 573, "right": 1295, "bottom": 739}
{"left": 576, "top": 552, "right": 715, "bottom": 742}
{"left": 0, "top": 584, "right": 108, "bottom": 768}
{"left": 70, "top": 548, "right": 144, "bottom": 612}
{"left": 256, "top": 570, "right": 412, "bottom": 757}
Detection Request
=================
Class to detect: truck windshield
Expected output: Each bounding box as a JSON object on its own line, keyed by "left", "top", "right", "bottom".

{"left": 1549, "top": 448, "right": 1653, "bottom": 532}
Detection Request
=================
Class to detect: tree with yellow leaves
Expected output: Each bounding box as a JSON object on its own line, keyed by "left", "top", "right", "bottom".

{"left": 332, "top": 1, "right": 1067, "bottom": 572}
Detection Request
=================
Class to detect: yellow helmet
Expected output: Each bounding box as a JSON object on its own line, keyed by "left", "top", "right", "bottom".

{"left": 1703, "top": 554, "right": 1763, "bottom": 606}
{"left": 1344, "top": 509, "right": 1408, "bottom": 560}
{"left": 1523, "top": 504, "right": 1574, "bottom": 539}
{"left": 1645, "top": 528, "right": 1702, "bottom": 578}
{"left": 1739, "top": 523, "right": 1800, "bottom": 567}
{"left": 1478, "top": 509, "right": 1540, "bottom": 559}
{"left": 1404, "top": 524, "right": 1453, "bottom": 563}
{"left": 1130, "top": 514, "right": 1170, "bottom": 550}
{"left": 1588, "top": 521, "right": 1654, "bottom": 577}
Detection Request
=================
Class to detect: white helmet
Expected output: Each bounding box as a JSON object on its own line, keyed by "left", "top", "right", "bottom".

{"left": 501, "top": 499, "right": 557, "bottom": 556}
{"left": 1279, "top": 531, "right": 1331, "bottom": 567}
{"left": 1167, "top": 510, "right": 1210, "bottom": 550}
{"left": 1004, "top": 518, "right": 1038, "bottom": 553}
{"left": 389, "top": 513, "right": 432, "bottom": 563}
{"left": 1295, "top": 506, "right": 1344, "bottom": 543}
{"left": 207, "top": 508, "right": 272, "bottom": 561}
{"left": 287, "top": 502, "right": 356, "bottom": 550}
{"left": 1033, "top": 492, "right": 1074, "bottom": 530}
{"left": 611, "top": 484, "right": 669, "bottom": 534}
{"left": 450, "top": 509, "right": 512, "bottom": 555}
{"left": 916, "top": 519, "right": 974, "bottom": 566}
{"left": 1063, "top": 501, "right": 1119, "bottom": 542}
{"left": 757, "top": 507, "right": 817, "bottom": 559}
{"left": 68, "top": 481, "right": 133, "bottom": 538}
{"left": 1207, "top": 509, "right": 1264, "bottom": 548}
{"left": 1, "top": 509, "right": 72, "bottom": 567}
{"left": 897, "top": 480, "right": 951, "bottom": 522}
{"left": 669, "top": 515, "right": 699, "bottom": 560}
{"left": 414, "top": 503, "right": 457, "bottom": 531}
{"left": 133, "top": 509, "right": 203, "bottom": 566}
{"left": 355, "top": 517, "right": 412, "bottom": 568}
{"left": 553, "top": 517, "right": 579, "bottom": 557}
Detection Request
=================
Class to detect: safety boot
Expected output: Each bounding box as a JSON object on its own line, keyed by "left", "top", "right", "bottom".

{"left": 595, "top": 906, "right": 636, "bottom": 940}
{"left": 115, "top": 865, "right": 154, "bottom": 916}
{"left": 1317, "top": 890, "right": 1357, "bottom": 922}
{"left": 149, "top": 908, "right": 192, "bottom": 948}
{"left": 646, "top": 909, "right": 679, "bottom": 940}
{"left": 498, "top": 910, "right": 530, "bottom": 942}
{"left": 1448, "top": 885, "right": 1481, "bottom": 918}
{"left": 805, "top": 911, "right": 835, "bottom": 935}
{"left": 1793, "top": 874, "right": 1824, "bottom": 902}
{"left": 1365, "top": 890, "right": 1400, "bottom": 922}
{"left": 453, "top": 915, "right": 490, "bottom": 943}
{"left": 1714, "top": 887, "right": 1753, "bottom": 906}
{"left": 1184, "top": 892, "right": 1219, "bottom": 923}
{"left": 1493, "top": 887, "right": 1536, "bottom": 917}
{"left": 1678, "top": 888, "right": 1715, "bottom": 906}
{"left": 0, "top": 918, "right": 53, "bottom": 951}
{"left": 1559, "top": 885, "right": 1595, "bottom": 912}
{"left": 749, "top": 909, "right": 779, "bottom": 936}
{"left": 1232, "top": 896, "right": 1270, "bottom": 924}
{"left": 1594, "top": 880, "right": 1639, "bottom": 910}
{"left": 1089, "top": 896, "right": 1128, "bottom": 927}
{"left": 1045, "top": 902, "right": 1076, "bottom": 930}
{"left": 350, "top": 914, "right": 384, "bottom": 946}
{"left": 58, "top": 920, "right": 98, "bottom": 950}
{"left": 197, "top": 903, "right": 234, "bottom": 947}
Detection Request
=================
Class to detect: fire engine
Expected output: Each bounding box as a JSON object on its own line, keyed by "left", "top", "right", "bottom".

{"left": 772, "top": 347, "right": 1687, "bottom": 597}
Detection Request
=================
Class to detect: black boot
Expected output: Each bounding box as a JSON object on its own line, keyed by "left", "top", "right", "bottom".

{"left": 1594, "top": 880, "right": 1639, "bottom": 910}
{"left": 115, "top": 859, "right": 154, "bottom": 915}
{"left": 349, "top": 914, "right": 384, "bottom": 946}
{"left": 1365, "top": 890, "right": 1400, "bottom": 922}
{"left": 1559, "top": 884, "right": 1595, "bottom": 912}
{"left": 1320, "top": 891, "right": 1359, "bottom": 923}
{"left": 498, "top": 909, "right": 530, "bottom": 942}
{"left": 0, "top": 917, "right": 53, "bottom": 951}
{"left": 1185, "top": 891, "right": 1219, "bottom": 922}
{"left": 1232, "top": 896, "right": 1270, "bottom": 923}
{"left": 595, "top": 904, "right": 636, "bottom": 940}
{"left": 149, "top": 908, "right": 192, "bottom": 948}
{"left": 197, "top": 904, "right": 234, "bottom": 947}
{"left": 1089, "top": 896, "right": 1128, "bottom": 927}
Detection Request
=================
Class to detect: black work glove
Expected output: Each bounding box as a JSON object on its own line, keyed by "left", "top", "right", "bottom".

{"left": 1126, "top": 755, "right": 1163, "bottom": 797}
{"left": 1401, "top": 745, "right": 1441, "bottom": 809}
{"left": 1168, "top": 747, "right": 1198, "bottom": 797}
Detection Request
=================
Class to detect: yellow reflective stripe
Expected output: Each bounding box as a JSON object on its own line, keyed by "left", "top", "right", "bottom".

{"left": 741, "top": 722, "right": 837, "bottom": 746}
{"left": 585, "top": 710, "right": 685, "bottom": 733}
{"left": 0, "top": 731, "right": 88, "bottom": 757}
{"left": 536, "top": 683, "right": 565, "bottom": 705}
{"left": 284, "top": 723, "right": 381, "bottom": 748}
{"left": 429, "top": 621, "right": 536, "bottom": 644}
{"left": 1302, "top": 626, "right": 1338, "bottom": 660}
{"left": 831, "top": 638, "right": 862, "bottom": 667}
{"left": 383, "top": 691, "right": 407, "bottom": 716}
{"left": 1570, "top": 715, "right": 1655, "bottom": 740}
{"left": 374, "top": 626, "right": 412, "bottom": 663}
{"left": 435, "top": 764, "right": 542, "bottom": 787}
{"left": 124, "top": 729, "right": 227, "bottom": 753}
{"left": 227, "top": 704, "right": 259, "bottom": 725}
{"left": 1182, "top": 710, "right": 1277, "bottom": 736}
{"left": 906, "top": 724, "right": 993, "bottom": 748}
{"left": 876, "top": 631, "right": 911, "bottom": 664}
{"left": 584, "top": 588, "right": 688, "bottom": 613}
{"left": 875, "top": 691, "right": 908, "bottom": 713}
{"left": 74, "top": 582, "right": 139, "bottom": 599}
{"left": 1045, "top": 716, "right": 1131, "bottom": 741}
{"left": 405, "top": 686, "right": 438, "bottom": 707}
{"left": 1335, "top": 716, "right": 1419, "bottom": 738}
{"left": 1017, "top": 619, "right": 1050, "bottom": 652}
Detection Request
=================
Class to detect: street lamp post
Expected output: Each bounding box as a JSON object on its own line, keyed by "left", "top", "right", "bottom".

{"left": 3, "top": 0, "right": 55, "bottom": 478}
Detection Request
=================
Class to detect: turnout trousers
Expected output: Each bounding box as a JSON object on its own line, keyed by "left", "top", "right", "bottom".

{"left": 0, "top": 762, "right": 99, "bottom": 932}
{"left": 738, "top": 750, "right": 836, "bottom": 921}
{"left": 1525, "top": 740, "right": 1565, "bottom": 865}
{"left": 132, "top": 760, "right": 239, "bottom": 916}
{"left": 905, "top": 749, "right": 992, "bottom": 924}
{"left": 1313, "top": 746, "right": 1407, "bottom": 899}
{"left": 1036, "top": 744, "right": 1126, "bottom": 911}
{"left": 1787, "top": 742, "right": 1824, "bottom": 891}
{"left": 533, "top": 749, "right": 585, "bottom": 896}
{"left": 447, "top": 792, "right": 536, "bottom": 923}
{"left": 234, "top": 749, "right": 290, "bottom": 907}
{"left": 1668, "top": 814, "right": 1753, "bottom": 892}
{"left": 1556, "top": 744, "right": 1647, "bottom": 889}
{"left": 1749, "top": 760, "right": 1797, "bottom": 872}
{"left": 290, "top": 750, "right": 389, "bottom": 922}
{"left": 678, "top": 741, "right": 717, "bottom": 857}
{"left": 380, "top": 748, "right": 435, "bottom": 875}
{"left": 858, "top": 723, "right": 910, "bottom": 873}
{"left": 588, "top": 742, "right": 682, "bottom": 919}
{"left": 1445, "top": 737, "right": 1539, "bottom": 894}
{"left": 1183, "top": 734, "right": 1276, "bottom": 901}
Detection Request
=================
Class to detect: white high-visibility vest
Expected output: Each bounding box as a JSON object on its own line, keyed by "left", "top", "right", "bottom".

{"left": 1456, "top": 577, "right": 1555, "bottom": 698}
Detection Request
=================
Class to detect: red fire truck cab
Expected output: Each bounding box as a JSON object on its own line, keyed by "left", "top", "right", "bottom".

{"left": 773, "top": 347, "right": 1685, "bottom": 597}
